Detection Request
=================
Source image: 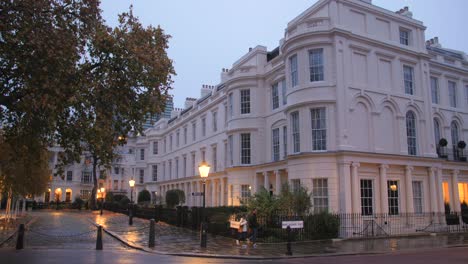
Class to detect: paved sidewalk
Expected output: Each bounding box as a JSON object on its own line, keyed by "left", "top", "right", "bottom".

{"left": 0, "top": 213, "right": 33, "bottom": 246}
{"left": 1, "top": 211, "right": 125, "bottom": 250}
{"left": 91, "top": 211, "right": 468, "bottom": 258}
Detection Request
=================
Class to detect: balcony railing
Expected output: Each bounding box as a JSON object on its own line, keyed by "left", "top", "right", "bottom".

{"left": 436, "top": 145, "right": 467, "bottom": 162}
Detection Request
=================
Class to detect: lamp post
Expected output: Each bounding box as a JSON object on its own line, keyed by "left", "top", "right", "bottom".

{"left": 100, "top": 187, "right": 105, "bottom": 216}
{"left": 128, "top": 178, "right": 135, "bottom": 226}
{"left": 198, "top": 160, "right": 210, "bottom": 248}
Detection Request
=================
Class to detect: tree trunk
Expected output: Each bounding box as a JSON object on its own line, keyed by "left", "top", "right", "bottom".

{"left": 90, "top": 155, "right": 98, "bottom": 210}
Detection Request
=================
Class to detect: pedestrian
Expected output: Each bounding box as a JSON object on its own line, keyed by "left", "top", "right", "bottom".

{"left": 236, "top": 214, "right": 248, "bottom": 248}
{"left": 248, "top": 208, "right": 258, "bottom": 248}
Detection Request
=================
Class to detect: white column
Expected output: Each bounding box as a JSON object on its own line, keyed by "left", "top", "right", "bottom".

{"left": 264, "top": 172, "right": 269, "bottom": 191}
{"left": 253, "top": 173, "right": 258, "bottom": 194}
{"left": 220, "top": 178, "right": 225, "bottom": 206}
{"left": 351, "top": 162, "right": 360, "bottom": 214}
{"left": 405, "top": 166, "right": 414, "bottom": 213}
{"left": 436, "top": 168, "right": 445, "bottom": 212}
{"left": 379, "top": 164, "right": 389, "bottom": 214}
{"left": 452, "top": 170, "right": 461, "bottom": 212}
{"left": 275, "top": 170, "right": 281, "bottom": 195}
{"left": 210, "top": 180, "right": 215, "bottom": 207}
{"left": 428, "top": 167, "right": 438, "bottom": 212}
{"left": 338, "top": 162, "right": 352, "bottom": 213}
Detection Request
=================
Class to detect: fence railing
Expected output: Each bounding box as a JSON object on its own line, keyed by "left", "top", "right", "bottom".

{"left": 102, "top": 204, "right": 468, "bottom": 242}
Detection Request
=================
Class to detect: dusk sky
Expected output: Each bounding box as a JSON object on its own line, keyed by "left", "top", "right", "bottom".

{"left": 100, "top": 0, "right": 467, "bottom": 108}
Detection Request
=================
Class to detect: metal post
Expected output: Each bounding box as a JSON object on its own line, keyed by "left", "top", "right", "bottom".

{"left": 96, "top": 225, "right": 103, "bottom": 250}
{"left": 100, "top": 198, "right": 103, "bottom": 216}
{"left": 200, "top": 180, "right": 207, "bottom": 248}
{"left": 149, "top": 219, "right": 155, "bottom": 248}
{"left": 16, "top": 224, "right": 25, "bottom": 250}
{"left": 129, "top": 204, "right": 134, "bottom": 226}
{"left": 286, "top": 226, "right": 292, "bottom": 256}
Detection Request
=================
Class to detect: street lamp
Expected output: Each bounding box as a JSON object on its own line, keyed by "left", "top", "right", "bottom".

{"left": 100, "top": 187, "right": 105, "bottom": 216}
{"left": 198, "top": 160, "right": 210, "bottom": 248}
{"left": 128, "top": 178, "right": 136, "bottom": 226}
{"left": 129, "top": 179, "right": 135, "bottom": 203}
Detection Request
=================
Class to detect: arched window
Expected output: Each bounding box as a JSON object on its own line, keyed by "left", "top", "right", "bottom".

{"left": 434, "top": 118, "right": 441, "bottom": 145}
{"left": 406, "top": 111, "right": 417, "bottom": 155}
{"left": 451, "top": 121, "right": 459, "bottom": 146}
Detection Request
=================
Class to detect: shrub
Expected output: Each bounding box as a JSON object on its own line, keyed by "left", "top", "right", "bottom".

{"left": 72, "top": 197, "right": 85, "bottom": 210}
{"left": 165, "top": 190, "right": 180, "bottom": 208}
{"left": 105, "top": 192, "right": 114, "bottom": 202}
{"left": 458, "top": 141, "right": 466, "bottom": 149}
{"left": 303, "top": 212, "right": 340, "bottom": 240}
{"left": 113, "top": 194, "right": 127, "bottom": 202}
{"left": 119, "top": 197, "right": 130, "bottom": 208}
{"left": 137, "top": 190, "right": 151, "bottom": 203}
{"left": 439, "top": 138, "right": 448, "bottom": 147}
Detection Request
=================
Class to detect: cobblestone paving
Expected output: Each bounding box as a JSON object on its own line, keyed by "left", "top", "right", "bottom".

{"left": 2, "top": 210, "right": 126, "bottom": 250}
{"left": 91, "top": 211, "right": 468, "bottom": 257}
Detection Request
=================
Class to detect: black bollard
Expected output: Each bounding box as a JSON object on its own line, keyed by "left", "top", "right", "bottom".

{"left": 129, "top": 205, "right": 134, "bottom": 226}
{"left": 16, "top": 224, "right": 25, "bottom": 250}
{"left": 286, "top": 226, "right": 292, "bottom": 256}
{"left": 149, "top": 219, "right": 155, "bottom": 248}
{"left": 96, "top": 225, "right": 103, "bottom": 250}
{"left": 200, "top": 221, "right": 207, "bottom": 248}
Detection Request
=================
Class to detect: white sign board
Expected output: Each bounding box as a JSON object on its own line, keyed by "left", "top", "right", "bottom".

{"left": 230, "top": 221, "right": 240, "bottom": 229}
{"left": 282, "top": 221, "right": 304, "bottom": 229}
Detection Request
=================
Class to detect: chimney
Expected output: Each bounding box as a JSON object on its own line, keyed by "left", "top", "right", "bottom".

{"left": 200, "top": 84, "right": 214, "bottom": 98}
{"left": 399, "top": 6, "right": 413, "bottom": 18}
{"left": 184, "top": 97, "right": 197, "bottom": 109}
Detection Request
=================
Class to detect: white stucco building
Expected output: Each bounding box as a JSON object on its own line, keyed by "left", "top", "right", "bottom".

{"left": 44, "top": 0, "right": 468, "bottom": 219}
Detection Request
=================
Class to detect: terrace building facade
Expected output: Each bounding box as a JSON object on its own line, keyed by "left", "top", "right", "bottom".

{"left": 44, "top": 0, "right": 468, "bottom": 225}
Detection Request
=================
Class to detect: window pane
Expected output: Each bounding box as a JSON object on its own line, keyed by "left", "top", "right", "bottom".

{"left": 291, "top": 112, "right": 300, "bottom": 153}
{"left": 387, "top": 180, "right": 399, "bottom": 215}
{"left": 309, "top": 49, "right": 324, "bottom": 82}
{"left": 241, "top": 133, "right": 251, "bottom": 164}
{"left": 403, "top": 65, "right": 414, "bottom": 95}
{"left": 272, "top": 83, "right": 279, "bottom": 109}
{"left": 240, "top": 89, "right": 251, "bottom": 114}
{"left": 360, "top": 179, "right": 373, "bottom": 215}
{"left": 272, "top": 128, "right": 280, "bottom": 161}
{"left": 312, "top": 179, "right": 328, "bottom": 213}
{"left": 406, "top": 111, "right": 417, "bottom": 155}
{"left": 290, "top": 55, "right": 298, "bottom": 87}
{"left": 311, "top": 108, "right": 327, "bottom": 150}
{"left": 412, "top": 181, "right": 423, "bottom": 214}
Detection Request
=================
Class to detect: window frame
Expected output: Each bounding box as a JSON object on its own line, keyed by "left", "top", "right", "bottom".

{"left": 272, "top": 128, "right": 280, "bottom": 162}
{"left": 271, "top": 83, "right": 279, "bottom": 110}
{"left": 291, "top": 111, "right": 300, "bottom": 153}
{"left": 240, "top": 133, "right": 251, "bottom": 165}
{"left": 406, "top": 111, "right": 417, "bottom": 156}
{"left": 240, "top": 89, "right": 251, "bottom": 114}
{"left": 290, "top": 55, "right": 298, "bottom": 88}
{"left": 399, "top": 28, "right": 410, "bottom": 46}
{"left": 403, "top": 65, "right": 414, "bottom": 95}
{"left": 312, "top": 178, "right": 329, "bottom": 213}
{"left": 311, "top": 108, "right": 327, "bottom": 151}
{"left": 387, "top": 180, "right": 400, "bottom": 215}
{"left": 360, "top": 179, "right": 374, "bottom": 216}
{"left": 430, "top": 77, "right": 439, "bottom": 104}
{"left": 152, "top": 165, "right": 158, "bottom": 182}
{"left": 412, "top": 181, "right": 423, "bottom": 214}
{"left": 448, "top": 80, "right": 457, "bottom": 108}
{"left": 309, "top": 48, "right": 324, "bottom": 82}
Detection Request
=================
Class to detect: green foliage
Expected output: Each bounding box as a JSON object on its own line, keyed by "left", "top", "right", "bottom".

{"left": 119, "top": 197, "right": 130, "bottom": 208}
{"left": 245, "top": 187, "right": 279, "bottom": 218}
{"left": 165, "top": 190, "right": 180, "bottom": 208}
{"left": 105, "top": 192, "right": 114, "bottom": 202}
{"left": 278, "top": 183, "right": 312, "bottom": 215}
{"left": 72, "top": 197, "right": 85, "bottom": 210}
{"left": 304, "top": 212, "right": 340, "bottom": 239}
{"left": 245, "top": 183, "right": 312, "bottom": 217}
{"left": 137, "top": 190, "right": 151, "bottom": 203}
{"left": 112, "top": 194, "right": 127, "bottom": 202}
{"left": 173, "top": 189, "right": 185, "bottom": 205}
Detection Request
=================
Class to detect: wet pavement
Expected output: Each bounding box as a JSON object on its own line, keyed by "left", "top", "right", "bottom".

{"left": 91, "top": 211, "right": 468, "bottom": 257}
{"left": 1, "top": 210, "right": 126, "bottom": 250}
{"left": 0, "top": 213, "right": 33, "bottom": 246}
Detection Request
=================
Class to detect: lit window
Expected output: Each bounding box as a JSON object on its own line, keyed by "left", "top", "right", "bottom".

{"left": 387, "top": 180, "right": 399, "bottom": 215}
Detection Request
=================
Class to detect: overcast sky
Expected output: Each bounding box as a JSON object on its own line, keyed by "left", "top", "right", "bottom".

{"left": 100, "top": 0, "right": 467, "bottom": 108}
